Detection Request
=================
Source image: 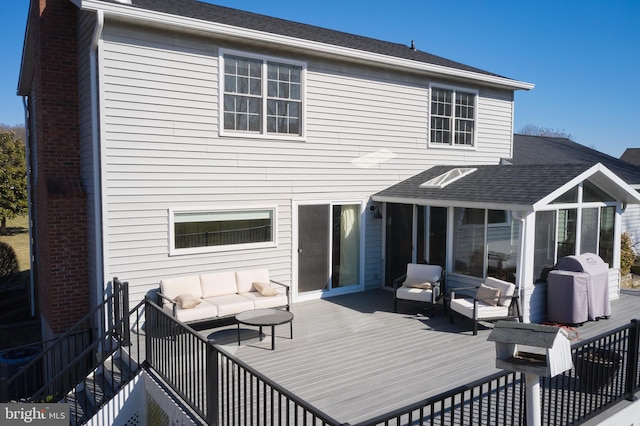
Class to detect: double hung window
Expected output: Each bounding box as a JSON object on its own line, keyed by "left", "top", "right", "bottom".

{"left": 430, "top": 86, "right": 476, "bottom": 146}
{"left": 222, "top": 51, "right": 304, "bottom": 137}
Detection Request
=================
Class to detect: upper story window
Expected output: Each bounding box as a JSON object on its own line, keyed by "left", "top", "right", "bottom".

{"left": 221, "top": 50, "right": 305, "bottom": 138}
{"left": 429, "top": 85, "right": 477, "bottom": 147}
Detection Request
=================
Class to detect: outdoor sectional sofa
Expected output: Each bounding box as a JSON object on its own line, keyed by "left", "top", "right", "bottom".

{"left": 158, "top": 269, "right": 290, "bottom": 324}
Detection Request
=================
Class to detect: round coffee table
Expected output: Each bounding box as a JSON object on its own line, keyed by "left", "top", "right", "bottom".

{"left": 235, "top": 308, "right": 294, "bottom": 350}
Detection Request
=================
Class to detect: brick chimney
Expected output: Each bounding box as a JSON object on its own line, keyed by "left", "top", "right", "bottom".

{"left": 23, "top": 0, "right": 89, "bottom": 338}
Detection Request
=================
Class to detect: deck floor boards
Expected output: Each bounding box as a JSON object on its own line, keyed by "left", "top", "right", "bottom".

{"left": 195, "top": 288, "right": 640, "bottom": 424}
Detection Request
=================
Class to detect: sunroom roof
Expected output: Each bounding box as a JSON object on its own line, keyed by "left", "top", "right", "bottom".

{"left": 372, "top": 163, "right": 640, "bottom": 211}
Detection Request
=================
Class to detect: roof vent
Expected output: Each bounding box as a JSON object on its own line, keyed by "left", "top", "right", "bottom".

{"left": 410, "top": 40, "right": 416, "bottom": 51}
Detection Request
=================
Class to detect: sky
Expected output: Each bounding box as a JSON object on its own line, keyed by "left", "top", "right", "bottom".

{"left": 1, "top": 0, "right": 638, "bottom": 158}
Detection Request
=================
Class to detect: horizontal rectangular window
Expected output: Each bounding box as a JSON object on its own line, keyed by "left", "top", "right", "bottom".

{"left": 222, "top": 51, "right": 304, "bottom": 137}
{"left": 171, "top": 208, "right": 275, "bottom": 254}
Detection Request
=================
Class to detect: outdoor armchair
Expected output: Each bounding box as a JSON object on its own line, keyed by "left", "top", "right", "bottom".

{"left": 393, "top": 263, "right": 445, "bottom": 316}
{"left": 449, "top": 276, "right": 522, "bottom": 335}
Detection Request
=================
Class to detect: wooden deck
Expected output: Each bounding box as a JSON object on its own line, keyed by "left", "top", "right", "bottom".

{"left": 197, "top": 288, "right": 640, "bottom": 425}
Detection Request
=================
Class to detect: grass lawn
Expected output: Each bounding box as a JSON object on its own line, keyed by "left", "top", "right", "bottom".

{"left": 0, "top": 215, "right": 30, "bottom": 272}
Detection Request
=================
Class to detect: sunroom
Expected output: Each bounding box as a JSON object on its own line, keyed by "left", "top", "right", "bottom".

{"left": 372, "top": 163, "right": 640, "bottom": 323}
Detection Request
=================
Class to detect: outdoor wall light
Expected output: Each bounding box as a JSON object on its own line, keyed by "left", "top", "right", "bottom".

{"left": 369, "top": 204, "right": 382, "bottom": 219}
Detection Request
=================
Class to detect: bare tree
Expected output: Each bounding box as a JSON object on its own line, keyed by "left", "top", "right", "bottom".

{"left": 518, "top": 123, "right": 574, "bottom": 141}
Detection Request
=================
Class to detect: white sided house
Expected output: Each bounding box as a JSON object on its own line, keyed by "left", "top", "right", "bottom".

{"left": 18, "top": 0, "right": 640, "bottom": 337}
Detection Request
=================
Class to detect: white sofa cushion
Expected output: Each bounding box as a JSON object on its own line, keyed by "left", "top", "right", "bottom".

{"left": 201, "top": 271, "right": 237, "bottom": 298}
{"left": 241, "top": 292, "right": 289, "bottom": 309}
{"left": 449, "top": 297, "right": 509, "bottom": 319}
{"left": 160, "top": 275, "right": 202, "bottom": 306}
{"left": 236, "top": 269, "right": 270, "bottom": 293}
{"left": 484, "top": 277, "right": 515, "bottom": 307}
{"left": 205, "top": 294, "right": 255, "bottom": 317}
{"left": 163, "top": 299, "right": 217, "bottom": 323}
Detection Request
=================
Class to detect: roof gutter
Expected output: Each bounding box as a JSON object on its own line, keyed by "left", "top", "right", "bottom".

{"left": 77, "top": 0, "right": 534, "bottom": 91}
{"left": 370, "top": 195, "right": 534, "bottom": 213}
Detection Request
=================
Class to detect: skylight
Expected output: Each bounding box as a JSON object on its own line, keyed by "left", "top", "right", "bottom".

{"left": 420, "top": 168, "right": 477, "bottom": 189}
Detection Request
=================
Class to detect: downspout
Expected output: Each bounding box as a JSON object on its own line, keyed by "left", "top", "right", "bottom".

{"left": 90, "top": 10, "right": 104, "bottom": 310}
{"left": 21, "top": 96, "right": 35, "bottom": 317}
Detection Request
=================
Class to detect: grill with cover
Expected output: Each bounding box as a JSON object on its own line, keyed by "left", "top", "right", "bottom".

{"left": 547, "top": 253, "right": 610, "bottom": 324}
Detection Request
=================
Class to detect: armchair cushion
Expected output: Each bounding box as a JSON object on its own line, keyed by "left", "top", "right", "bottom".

{"left": 404, "top": 263, "right": 442, "bottom": 286}
{"left": 476, "top": 283, "right": 500, "bottom": 306}
{"left": 484, "top": 277, "right": 515, "bottom": 307}
{"left": 449, "top": 298, "right": 509, "bottom": 319}
{"left": 396, "top": 286, "right": 437, "bottom": 303}
{"left": 405, "top": 282, "right": 432, "bottom": 290}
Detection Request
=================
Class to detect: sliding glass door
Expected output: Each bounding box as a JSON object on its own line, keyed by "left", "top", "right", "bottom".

{"left": 297, "top": 203, "right": 361, "bottom": 295}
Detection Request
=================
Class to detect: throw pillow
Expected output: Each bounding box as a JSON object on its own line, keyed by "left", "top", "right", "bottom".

{"left": 476, "top": 284, "right": 500, "bottom": 306}
{"left": 174, "top": 294, "right": 201, "bottom": 309}
{"left": 253, "top": 281, "right": 279, "bottom": 297}
{"left": 404, "top": 281, "right": 432, "bottom": 290}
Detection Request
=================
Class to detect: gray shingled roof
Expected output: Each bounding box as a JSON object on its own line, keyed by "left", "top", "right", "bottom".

{"left": 621, "top": 148, "right": 640, "bottom": 168}
{"left": 105, "top": 0, "right": 505, "bottom": 78}
{"left": 510, "top": 134, "right": 640, "bottom": 185}
{"left": 373, "top": 164, "right": 593, "bottom": 208}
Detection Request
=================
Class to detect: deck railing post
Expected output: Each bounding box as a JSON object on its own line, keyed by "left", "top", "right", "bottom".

{"left": 121, "top": 281, "right": 131, "bottom": 346}
{"left": 206, "top": 343, "right": 219, "bottom": 425}
{"left": 144, "top": 298, "right": 153, "bottom": 367}
{"left": 626, "top": 319, "right": 640, "bottom": 401}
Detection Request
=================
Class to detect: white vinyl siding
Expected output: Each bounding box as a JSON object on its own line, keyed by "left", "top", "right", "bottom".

{"left": 98, "top": 23, "right": 519, "bottom": 305}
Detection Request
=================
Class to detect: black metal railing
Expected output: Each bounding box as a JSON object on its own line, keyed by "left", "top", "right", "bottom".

{"left": 65, "top": 297, "right": 145, "bottom": 425}
{"left": 0, "top": 277, "right": 131, "bottom": 403}
{"left": 541, "top": 319, "right": 640, "bottom": 425}
{"left": 144, "top": 294, "right": 640, "bottom": 426}
{"left": 349, "top": 371, "right": 525, "bottom": 426}
{"left": 145, "top": 299, "right": 342, "bottom": 425}
{"left": 351, "top": 319, "right": 640, "bottom": 426}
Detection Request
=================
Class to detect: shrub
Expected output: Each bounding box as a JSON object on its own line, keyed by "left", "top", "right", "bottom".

{"left": 0, "top": 241, "right": 19, "bottom": 281}
{"left": 620, "top": 232, "right": 635, "bottom": 276}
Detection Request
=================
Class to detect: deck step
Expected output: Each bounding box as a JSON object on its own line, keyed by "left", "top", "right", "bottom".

{"left": 65, "top": 349, "right": 136, "bottom": 424}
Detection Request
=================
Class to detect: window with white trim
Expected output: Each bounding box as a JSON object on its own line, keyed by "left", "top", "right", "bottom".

{"left": 222, "top": 51, "right": 304, "bottom": 137}
{"left": 430, "top": 86, "right": 476, "bottom": 146}
{"left": 170, "top": 208, "right": 276, "bottom": 254}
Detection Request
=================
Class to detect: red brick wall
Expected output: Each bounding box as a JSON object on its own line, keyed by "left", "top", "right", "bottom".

{"left": 28, "top": 0, "right": 89, "bottom": 335}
